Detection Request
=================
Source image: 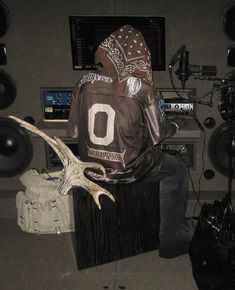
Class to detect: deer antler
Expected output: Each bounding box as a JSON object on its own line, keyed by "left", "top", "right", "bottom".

{"left": 9, "top": 116, "right": 115, "bottom": 209}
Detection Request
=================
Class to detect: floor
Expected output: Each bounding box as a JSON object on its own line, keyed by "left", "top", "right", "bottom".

{"left": 0, "top": 191, "right": 198, "bottom": 290}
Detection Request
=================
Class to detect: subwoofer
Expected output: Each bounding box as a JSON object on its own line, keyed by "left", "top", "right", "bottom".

{"left": 0, "top": 117, "right": 33, "bottom": 177}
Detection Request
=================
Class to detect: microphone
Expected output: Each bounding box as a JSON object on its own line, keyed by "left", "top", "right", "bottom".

{"left": 170, "top": 45, "right": 218, "bottom": 87}
{"left": 177, "top": 50, "right": 190, "bottom": 89}
{"left": 176, "top": 52, "right": 217, "bottom": 88}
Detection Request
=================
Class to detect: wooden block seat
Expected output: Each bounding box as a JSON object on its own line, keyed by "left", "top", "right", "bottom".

{"left": 72, "top": 181, "right": 160, "bottom": 270}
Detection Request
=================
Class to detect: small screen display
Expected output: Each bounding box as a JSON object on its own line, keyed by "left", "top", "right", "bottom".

{"left": 41, "top": 88, "right": 73, "bottom": 120}
{"left": 43, "top": 90, "right": 72, "bottom": 106}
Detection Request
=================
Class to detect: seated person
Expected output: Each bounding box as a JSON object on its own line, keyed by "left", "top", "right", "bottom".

{"left": 67, "top": 25, "right": 196, "bottom": 258}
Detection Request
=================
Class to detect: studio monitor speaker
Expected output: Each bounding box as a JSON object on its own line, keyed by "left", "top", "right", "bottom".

{"left": 0, "top": 0, "right": 10, "bottom": 38}
{"left": 189, "top": 71, "right": 235, "bottom": 198}
{"left": 0, "top": 69, "right": 16, "bottom": 109}
{"left": 208, "top": 122, "right": 234, "bottom": 178}
{"left": 0, "top": 117, "right": 33, "bottom": 178}
{"left": 222, "top": 3, "right": 235, "bottom": 41}
{"left": 206, "top": 70, "right": 235, "bottom": 179}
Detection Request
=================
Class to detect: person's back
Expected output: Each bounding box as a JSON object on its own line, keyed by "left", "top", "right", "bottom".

{"left": 67, "top": 25, "right": 176, "bottom": 183}
{"left": 69, "top": 71, "right": 167, "bottom": 183}
{"left": 67, "top": 25, "right": 196, "bottom": 259}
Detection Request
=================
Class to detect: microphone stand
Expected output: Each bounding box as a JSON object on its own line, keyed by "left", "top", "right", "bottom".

{"left": 223, "top": 100, "right": 234, "bottom": 216}
{"left": 218, "top": 81, "right": 235, "bottom": 225}
{"left": 192, "top": 75, "right": 235, "bottom": 219}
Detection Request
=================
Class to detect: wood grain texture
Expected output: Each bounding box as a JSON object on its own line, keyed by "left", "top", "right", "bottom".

{"left": 73, "top": 182, "right": 160, "bottom": 270}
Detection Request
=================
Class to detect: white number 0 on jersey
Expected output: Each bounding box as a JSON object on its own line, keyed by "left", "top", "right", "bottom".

{"left": 88, "top": 103, "right": 115, "bottom": 146}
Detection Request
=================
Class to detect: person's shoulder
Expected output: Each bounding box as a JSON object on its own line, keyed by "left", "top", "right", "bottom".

{"left": 127, "top": 77, "right": 159, "bottom": 105}
{"left": 124, "top": 76, "right": 155, "bottom": 97}
{"left": 74, "top": 71, "right": 114, "bottom": 97}
{"left": 78, "top": 71, "right": 113, "bottom": 88}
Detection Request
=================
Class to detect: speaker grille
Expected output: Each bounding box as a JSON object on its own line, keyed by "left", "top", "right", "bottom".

{"left": 0, "top": 118, "right": 33, "bottom": 177}
{"left": 208, "top": 122, "right": 235, "bottom": 178}
{"left": 0, "top": 1, "right": 10, "bottom": 37}
{"left": 0, "top": 70, "right": 16, "bottom": 109}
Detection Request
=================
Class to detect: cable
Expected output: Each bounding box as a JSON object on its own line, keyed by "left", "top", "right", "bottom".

{"left": 169, "top": 68, "right": 217, "bottom": 107}
{"left": 168, "top": 144, "right": 203, "bottom": 213}
{"left": 169, "top": 65, "right": 235, "bottom": 109}
{"left": 198, "top": 84, "right": 229, "bottom": 100}
{"left": 169, "top": 69, "right": 187, "bottom": 99}
{"left": 41, "top": 168, "right": 61, "bottom": 181}
{"left": 192, "top": 121, "right": 206, "bottom": 217}
{"left": 177, "top": 148, "right": 202, "bottom": 210}
{"left": 188, "top": 168, "right": 202, "bottom": 211}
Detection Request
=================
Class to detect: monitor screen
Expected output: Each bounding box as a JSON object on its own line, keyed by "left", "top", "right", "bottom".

{"left": 41, "top": 88, "right": 73, "bottom": 121}
{"left": 69, "top": 16, "right": 165, "bottom": 71}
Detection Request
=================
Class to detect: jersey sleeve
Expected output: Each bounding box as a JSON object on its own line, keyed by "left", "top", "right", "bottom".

{"left": 132, "top": 83, "right": 177, "bottom": 146}
{"left": 67, "top": 91, "right": 79, "bottom": 138}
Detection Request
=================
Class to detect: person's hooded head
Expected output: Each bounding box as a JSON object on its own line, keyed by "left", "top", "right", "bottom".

{"left": 95, "top": 25, "right": 153, "bottom": 96}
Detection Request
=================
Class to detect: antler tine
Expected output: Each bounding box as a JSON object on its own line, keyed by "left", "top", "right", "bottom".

{"left": 9, "top": 116, "right": 56, "bottom": 144}
{"left": 9, "top": 115, "right": 115, "bottom": 209}
{"left": 54, "top": 137, "right": 79, "bottom": 163}
{"left": 55, "top": 137, "right": 107, "bottom": 173}
{"left": 76, "top": 175, "right": 115, "bottom": 209}
{"left": 9, "top": 116, "right": 65, "bottom": 161}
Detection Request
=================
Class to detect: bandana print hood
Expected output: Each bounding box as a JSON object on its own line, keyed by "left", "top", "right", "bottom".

{"left": 95, "top": 25, "right": 153, "bottom": 96}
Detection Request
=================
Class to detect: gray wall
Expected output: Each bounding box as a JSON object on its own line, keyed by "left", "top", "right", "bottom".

{"left": 1, "top": 0, "right": 231, "bottom": 121}
{"left": 0, "top": 0, "right": 234, "bottom": 196}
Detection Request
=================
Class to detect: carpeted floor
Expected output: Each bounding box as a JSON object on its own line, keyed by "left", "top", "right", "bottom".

{"left": 0, "top": 194, "right": 198, "bottom": 290}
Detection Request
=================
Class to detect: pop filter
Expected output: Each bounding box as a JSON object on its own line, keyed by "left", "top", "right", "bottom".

{"left": 168, "top": 44, "right": 186, "bottom": 69}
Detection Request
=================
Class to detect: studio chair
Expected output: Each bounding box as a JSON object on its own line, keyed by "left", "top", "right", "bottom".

{"left": 72, "top": 181, "right": 160, "bottom": 270}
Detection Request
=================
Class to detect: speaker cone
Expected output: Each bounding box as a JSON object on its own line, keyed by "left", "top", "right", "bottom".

{"left": 208, "top": 122, "right": 235, "bottom": 178}
{"left": 0, "top": 69, "right": 16, "bottom": 109}
{"left": 0, "top": 1, "right": 10, "bottom": 37}
{"left": 222, "top": 3, "right": 235, "bottom": 41}
{"left": 0, "top": 117, "right": 33, "bottom": 177}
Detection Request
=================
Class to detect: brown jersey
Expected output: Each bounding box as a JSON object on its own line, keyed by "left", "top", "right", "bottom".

{"left": 67, "top": 25, "right": 177, "bottom": 183}
{"left": 67, "top": 73, "right": 176, "bottom": 183}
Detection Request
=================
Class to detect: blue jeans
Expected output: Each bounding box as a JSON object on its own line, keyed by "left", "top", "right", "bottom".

{"left": 158, "top": 153, "right": 189, "bottom": 246}
{"left": 144, "top": 152, "right": 189, "bottom": 246}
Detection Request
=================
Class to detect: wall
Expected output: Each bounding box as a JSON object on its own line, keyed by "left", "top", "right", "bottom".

{"left": 0, "top": 0, "right": 234, "bottom": 197}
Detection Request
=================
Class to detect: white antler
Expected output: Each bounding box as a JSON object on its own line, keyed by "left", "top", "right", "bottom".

{"left": 9, "top": 116, "right": 115, "bottom": 209}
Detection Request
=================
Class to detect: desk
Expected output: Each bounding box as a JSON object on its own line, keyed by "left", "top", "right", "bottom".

{"left": 36, "top": 117, "right": 201, "bottom": 140}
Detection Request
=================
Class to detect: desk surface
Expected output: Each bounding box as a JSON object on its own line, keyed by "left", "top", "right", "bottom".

{"left": 36, "top": 117, "right": 202, "bottom": 139}
{"left": 172, "top": 117, "right": 202, "bottom": 139}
